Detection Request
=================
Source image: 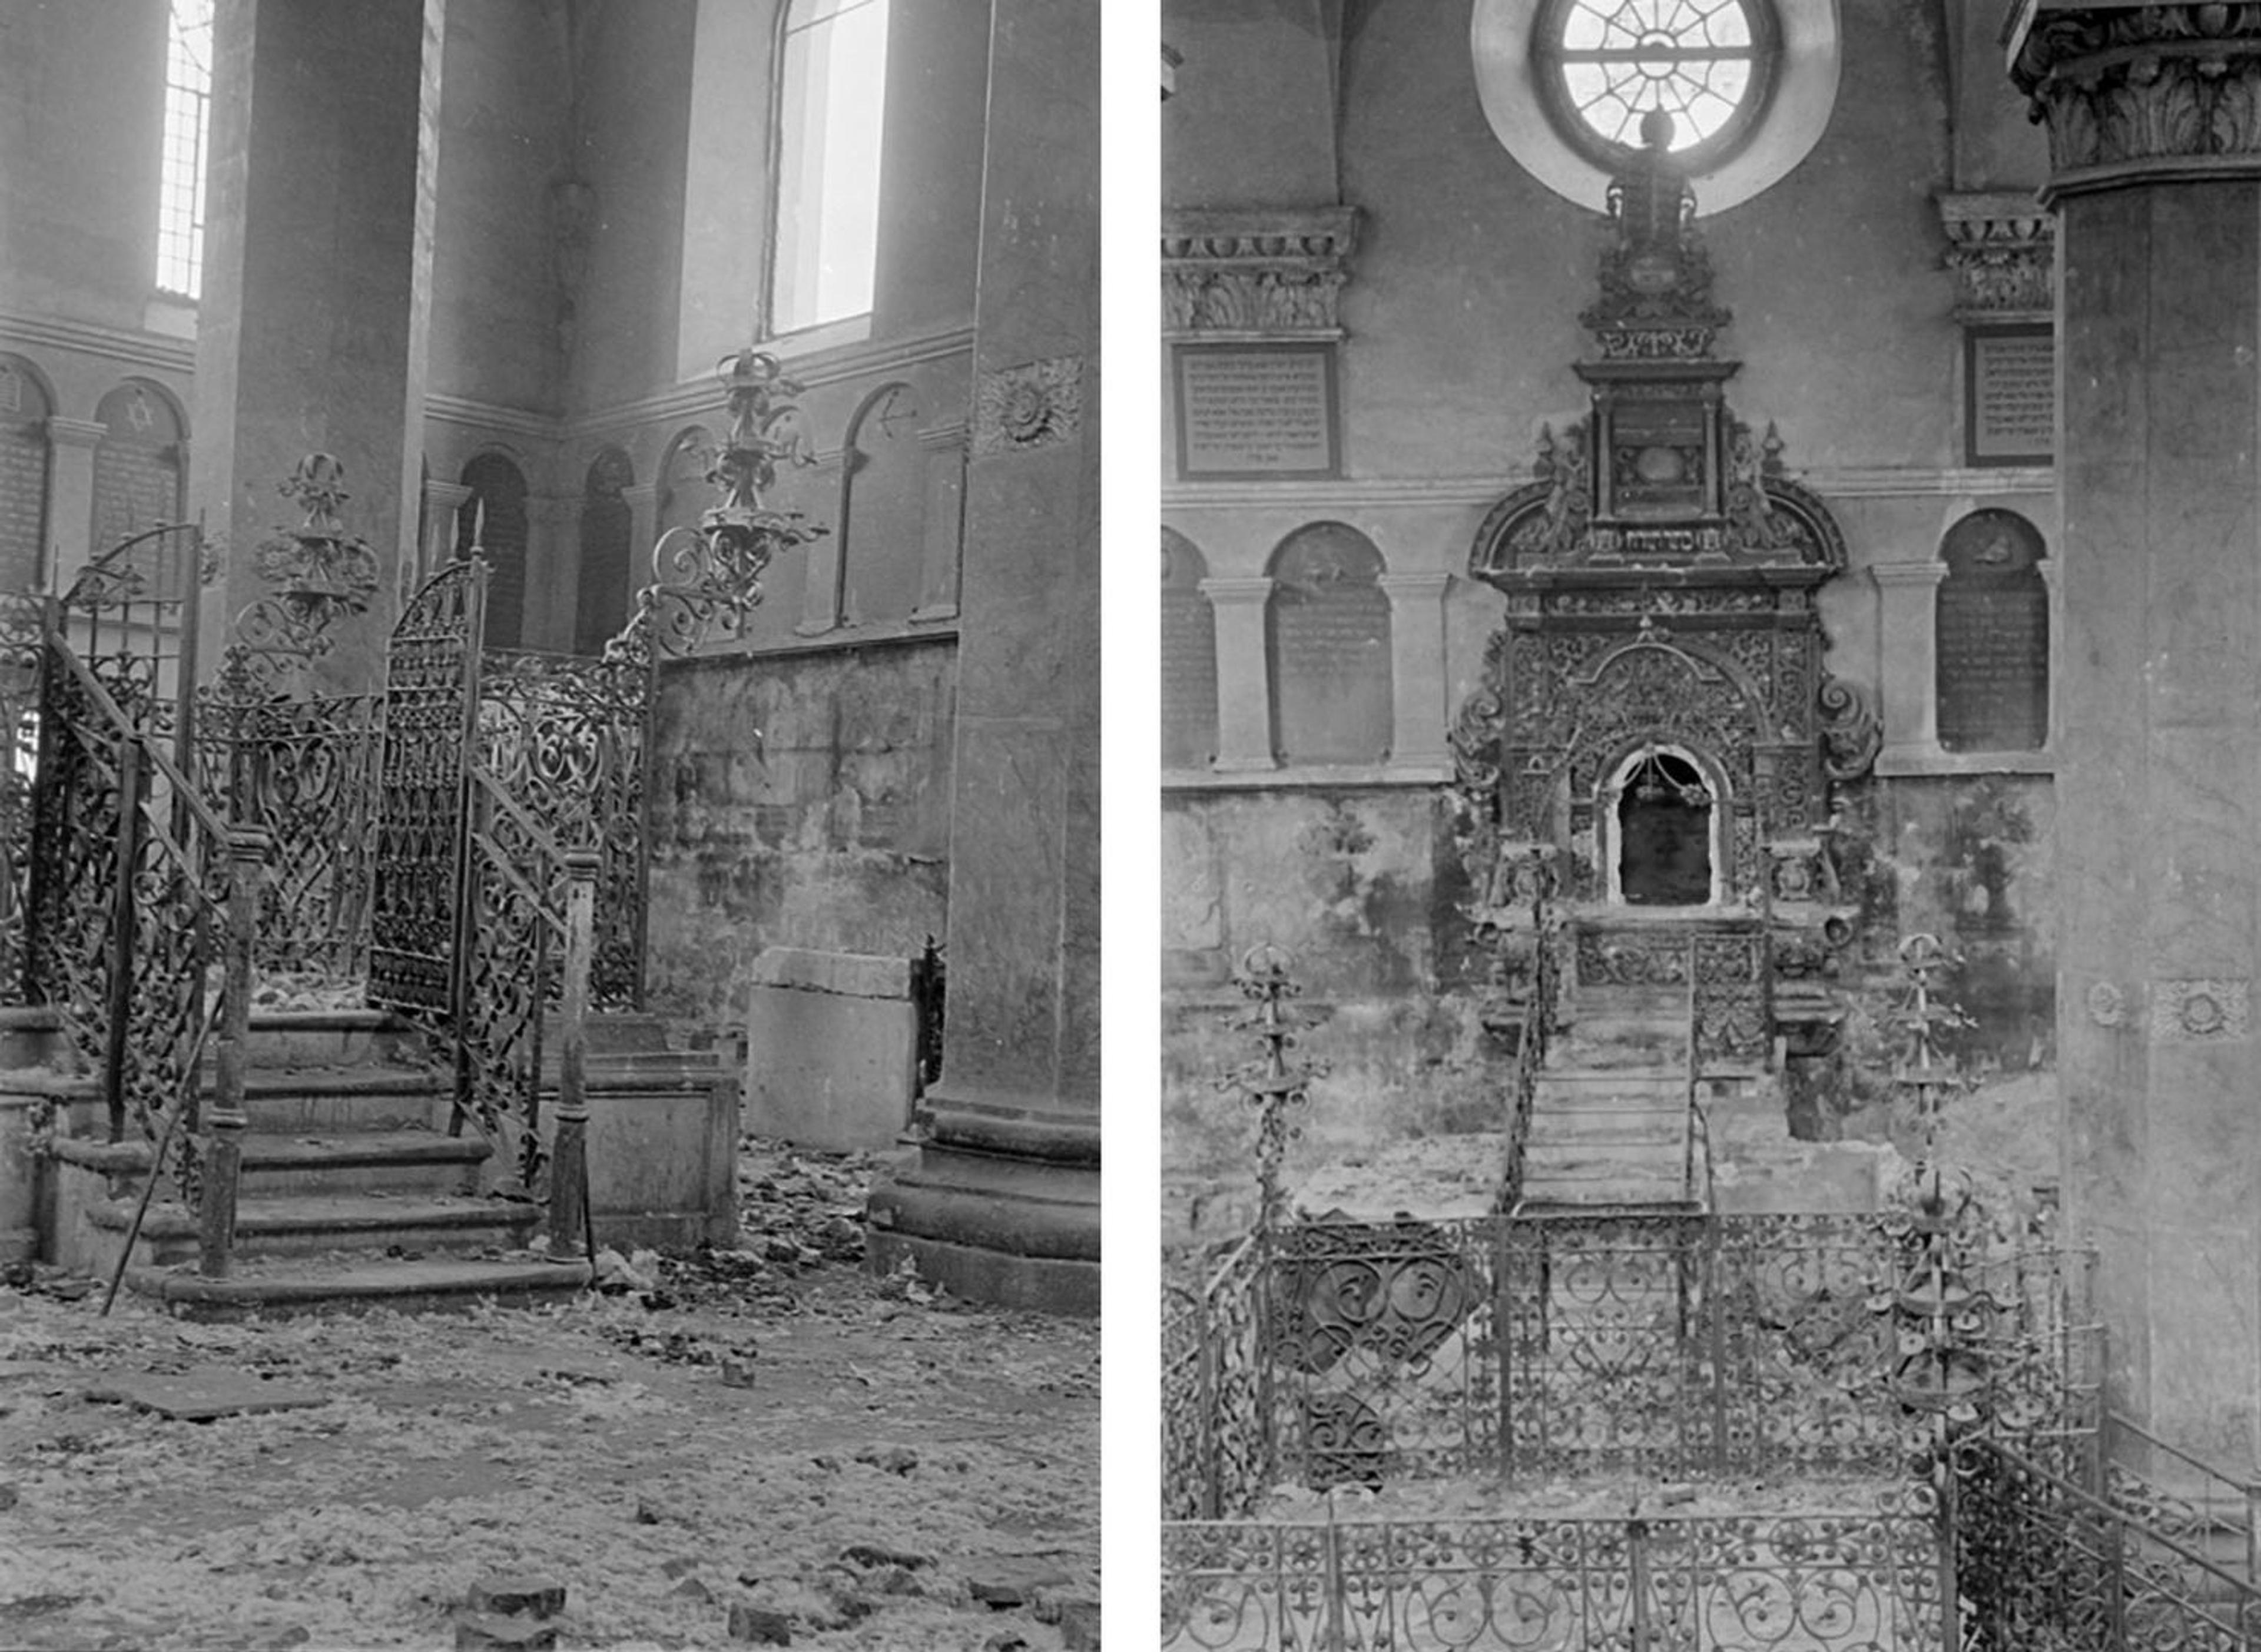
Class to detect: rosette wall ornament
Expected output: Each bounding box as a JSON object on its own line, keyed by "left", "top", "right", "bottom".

{"left": 635, "top": 347, "right": 825, "bottom": 659}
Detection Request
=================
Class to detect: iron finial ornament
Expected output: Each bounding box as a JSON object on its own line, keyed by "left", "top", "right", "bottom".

{"left": 1221, "top": 942, "right": 1328, "bottom": 1228}
{"left": 631, "top": 345, "right": 826, "bottom": 659}
{"left": 210, "top": 453, "right": 383, "bottom": 704}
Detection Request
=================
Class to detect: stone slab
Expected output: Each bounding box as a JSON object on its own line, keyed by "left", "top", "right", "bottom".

{"left": 747, "top": 946, "right": 913, "bottom": 999}
{"left": 745, "top": 956, "right": 919, "bottom": 1153}
{"left": 85, "top": 1366, "right": 330, "bottom": 1421}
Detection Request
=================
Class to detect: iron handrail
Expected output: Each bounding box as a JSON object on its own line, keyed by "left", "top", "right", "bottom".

{"left": 1967, "top": 1434, "right": 2261, "bottom": 1617}
{"left": 1682, "top": 941, "right": 1716, "bottom": 1210}
{"left": 45, "top": 633, "right": 230, "bottom": 849}
{"left": 2109, "top": 1408, "right": 2261, "bottom": 1585}
{"left": 1499, "top": 887, "right": 1556, "bottom": 1211}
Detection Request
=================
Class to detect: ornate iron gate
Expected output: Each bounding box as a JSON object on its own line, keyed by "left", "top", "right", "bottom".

{"left": 368, "top": 560, "right": 484, "bottom": 1013}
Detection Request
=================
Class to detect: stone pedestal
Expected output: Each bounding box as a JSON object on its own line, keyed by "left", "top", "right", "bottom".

{"left": 191, "top": 0, "right": 443, "bottom": 692}
{"left": 2013, "top": 6, "right": 2261, "bottom": 1463}
{"left": 864, "top": 0, "right": 1099, "bottom": 1315}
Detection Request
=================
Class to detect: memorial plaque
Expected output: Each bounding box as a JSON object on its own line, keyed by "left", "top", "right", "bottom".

{"left": 1173, "top": 344, "right": 1339, "bottom": 480}
{"left": 0, "top": 425, "right": 48, "bottom": 593}
{"left": 1937, "top": 509, "right": 2049, "bottom": 752}
{"left": 1161, "top": 532, "right": 1217, "bottom": 771}
{"left": 91, "top": 439, "right": 181, "bottom": 552}
{"left": 1967, "top": 327, "right": 2055, "bottom": 466}
{"left": 1267, "top": 525, "right": 1391, "bottom": 765}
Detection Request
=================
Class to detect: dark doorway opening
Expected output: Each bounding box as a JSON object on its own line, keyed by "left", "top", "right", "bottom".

{"left": 1616, "top": 750, "right": 1712, "bottom": 906}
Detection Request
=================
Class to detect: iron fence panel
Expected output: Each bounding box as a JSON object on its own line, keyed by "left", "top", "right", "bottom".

{"left": 1269, "top": 1218, "right": 1500, "bottom": 1489}
{"left": 1164, "top": 1500, "right": 1945, "bottom": 1652}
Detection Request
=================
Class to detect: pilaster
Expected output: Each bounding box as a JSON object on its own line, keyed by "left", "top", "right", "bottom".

{"left": 1380, "top": 570, "right": 1451, "bottom": 768}
{"left": 42, "top": 416, "right": 107, "bottom": 592}
{"left": 1199, "top": 575, "right": 1276, "bottom": 771}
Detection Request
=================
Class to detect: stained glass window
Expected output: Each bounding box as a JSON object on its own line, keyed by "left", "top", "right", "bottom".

{"left": 1540, "top": 0, "right": 1770, "bottom": 159}
{"left": 157, "top": 0, "right": 214, "bottom": 298}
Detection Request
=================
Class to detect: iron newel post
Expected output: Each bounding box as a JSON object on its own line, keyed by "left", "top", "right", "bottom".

{"left": 200, "top": 824, "right": 271, "bottom": 1278}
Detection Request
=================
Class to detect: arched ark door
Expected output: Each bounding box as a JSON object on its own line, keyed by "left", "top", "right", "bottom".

{"left": 1603, "top": 744, "right": 1723, "bottom": 907}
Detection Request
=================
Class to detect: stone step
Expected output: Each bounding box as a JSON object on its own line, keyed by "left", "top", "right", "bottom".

{"left": 1518, "top": 1174, "right": 1695, "bottom": 1208}
{"left": 89, "top": 1191, "right": 539, "bottom": 1269}
{"left": 240, "top": 1067, "right": 452, "bottom": 1133}
{"left": 1526, "top": 1112, "right": 1688, "bottom": 1149}
{"left": 1537, "top": 1071, "right": 1685, "bottom": 1100}
{"left": 234, "top": 1128, "right": 488, "bottom": 1197}
{"left": 120, "top": 1254, "right": 592, "bottom": 1321}
{"left": 231, "top": 1009, "right": 425, "bottom": 1071}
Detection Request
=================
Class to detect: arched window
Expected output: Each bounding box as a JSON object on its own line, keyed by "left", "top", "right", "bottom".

{"left": 1266, "top": 523, "right": 1393, "bottom": 767}
{"left": 769, "top": 0, "right": 892, "bottom": 337}
{"left": 1935, "top": 509, "right": 2049, "bottom": 755}
{"left": 1161, "top": 530, "right": 1217, "bottom": 772}
{"left": 455, "top": 453, "right": 531, "bottom": 651}
{"left": 575, "top": 449, "right": 635, "bottom": 656}
{"left": 0, "top": 359, "right": 54, "bottom": 595}
{"left": 158, "top": 0, "right": 215, "bottom": 298}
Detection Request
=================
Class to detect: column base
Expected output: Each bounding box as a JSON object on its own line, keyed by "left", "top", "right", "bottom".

{"left": 863, "top": 1091, "right": 1100, "bottom": 1316}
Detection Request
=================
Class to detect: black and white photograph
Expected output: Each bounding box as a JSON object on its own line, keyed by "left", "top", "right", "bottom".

{"left": 0, "top": 1, "right": 1100, "bottom": 1646}
{"left": 1160, "top": 2, "right": 2261, "bottom": 1647}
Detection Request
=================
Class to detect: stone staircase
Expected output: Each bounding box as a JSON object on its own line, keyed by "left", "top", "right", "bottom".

{"left": 45, "top": 1009, "right": 592, "bottom": 1316}
{"left": 1517, "top": 978, "right": 1701, "bottom": 1213}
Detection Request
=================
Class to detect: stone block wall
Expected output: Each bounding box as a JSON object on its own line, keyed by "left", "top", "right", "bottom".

{"left": 645, "top": 635, "right": 954, "bottom": 1043}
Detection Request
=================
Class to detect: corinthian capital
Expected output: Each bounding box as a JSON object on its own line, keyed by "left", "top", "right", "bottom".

{"left": 2009, "top": 3, "right": 2261, "bottom": 201}
{"left": 1161, "top": 205, "right": 1361, "bottom": 337}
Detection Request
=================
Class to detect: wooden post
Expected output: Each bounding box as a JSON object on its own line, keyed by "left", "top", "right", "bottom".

{"left": 549, "top": 849, "right": 599, "bottom": 1258}
{"left": 100, "top": 742, "right": 146, "bottom": 1145}
{"left": 199, "top": 824, "right": 268, "bottom": 1278}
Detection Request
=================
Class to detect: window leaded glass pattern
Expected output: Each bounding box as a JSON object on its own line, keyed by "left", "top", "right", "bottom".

{"left": 157, "top": 0, "right": 214, "bottom": 298}
{"left": 1540, "top": 0, "right": 1769, "bottom": 160}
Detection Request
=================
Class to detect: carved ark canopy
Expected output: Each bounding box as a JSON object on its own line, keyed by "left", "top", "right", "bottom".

{"left": 1451, "top": 115, "right": 1878, "bottom": 931}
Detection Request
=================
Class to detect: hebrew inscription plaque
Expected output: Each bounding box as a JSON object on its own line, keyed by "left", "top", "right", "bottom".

{"left": 1173, "top": 344, "right": 1339, "bottom": 480}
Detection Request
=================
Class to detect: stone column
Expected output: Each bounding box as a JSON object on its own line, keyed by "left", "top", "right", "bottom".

{"left": 2011, "top": 3, "right": 2261, "bottom": 1461}
{"left": 866, "top": 0, "right": 1098, "bottom": 1313}
{"left": 620, "top": 481, "right": 659, "bottom": 585}
{"left": 191, "top": 0, "right": 444, "bottom": 692}
{"left": 42, "top": 417, "right": 107, "bottom": 593}
{"left": 1869, "top": 560, "right": 1945, "bottom": 769}
{"left": 1380, "top": 571, "right": 1452, "bottom": 768}
{"left": 1201, "top": 575, "right": 1275, "bottom": 771}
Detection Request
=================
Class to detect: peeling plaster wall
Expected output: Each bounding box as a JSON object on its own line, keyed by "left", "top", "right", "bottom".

{"left": 1161, "top": 5, "right": 2063, "bottom": 1235}
{"left": 646, "top": 638, "right": 955, "bottom": 1040}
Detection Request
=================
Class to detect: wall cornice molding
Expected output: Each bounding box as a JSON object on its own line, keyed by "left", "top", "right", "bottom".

{"left": 1163, "top": 465, "right": 2056, "bottom": 513}
{"left": 0, "top": 310, "right": 195, "bottom": 378}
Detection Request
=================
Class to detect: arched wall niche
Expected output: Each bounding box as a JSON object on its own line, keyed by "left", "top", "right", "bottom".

{"left": 837, "top": 379, "right": 926, "bottom": 627}
{"left": 456, "top": 450, "right": 532, "bottom": 650}
{"left": 1935, "top": 507, "right": 2049, "bottom": 756}
{"left": 0, "top": 356, "right": 55, "bottom": 593}
{"left": 1162, "top": 528, "right": 1217, "bottom": 772}
{"left": 1265, "top": 521, "right": 1392, "bottom": 767}
{"left": 576, "top": 446, "right": 636, "bottom": 656}
{"left": 91, "top": 379, "right": 187, "bottom": 555}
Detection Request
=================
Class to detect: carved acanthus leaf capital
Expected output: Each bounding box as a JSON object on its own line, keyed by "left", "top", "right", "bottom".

{"left": 2010, "top": 4, "right": 2261, "bottom": 201}
{"left": 1935, "top": 191, "right": 2056, "bottom": 320}
{"left": 1161, "top": 205, "right": 1361, "bottom": 336}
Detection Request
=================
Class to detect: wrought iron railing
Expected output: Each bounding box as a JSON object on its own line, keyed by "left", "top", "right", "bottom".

{"left": 1164, "top": 1232, "right": 1276, "bottom": 1521}
{"left": 1682, "top": 947, "right": 1715, "bottom": 1209}
{"left": 1496, "top": 895, "right": 1558, "bottom": 1213}
{"left": 1213, "top": 1211, "right": 2096, "bottom": 1494}
{"left": 197, "top": 689, "right": 382, "bottom": 980}
{"left": 2107, "top": 1411, "right": 2261, "bottom": 1597}
{"left": 1164, "top": 1488, "right": 1950, "bottom": 1651}
{"left": 1954, "top": 1434, "right": 2261, "bottom": 1650}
